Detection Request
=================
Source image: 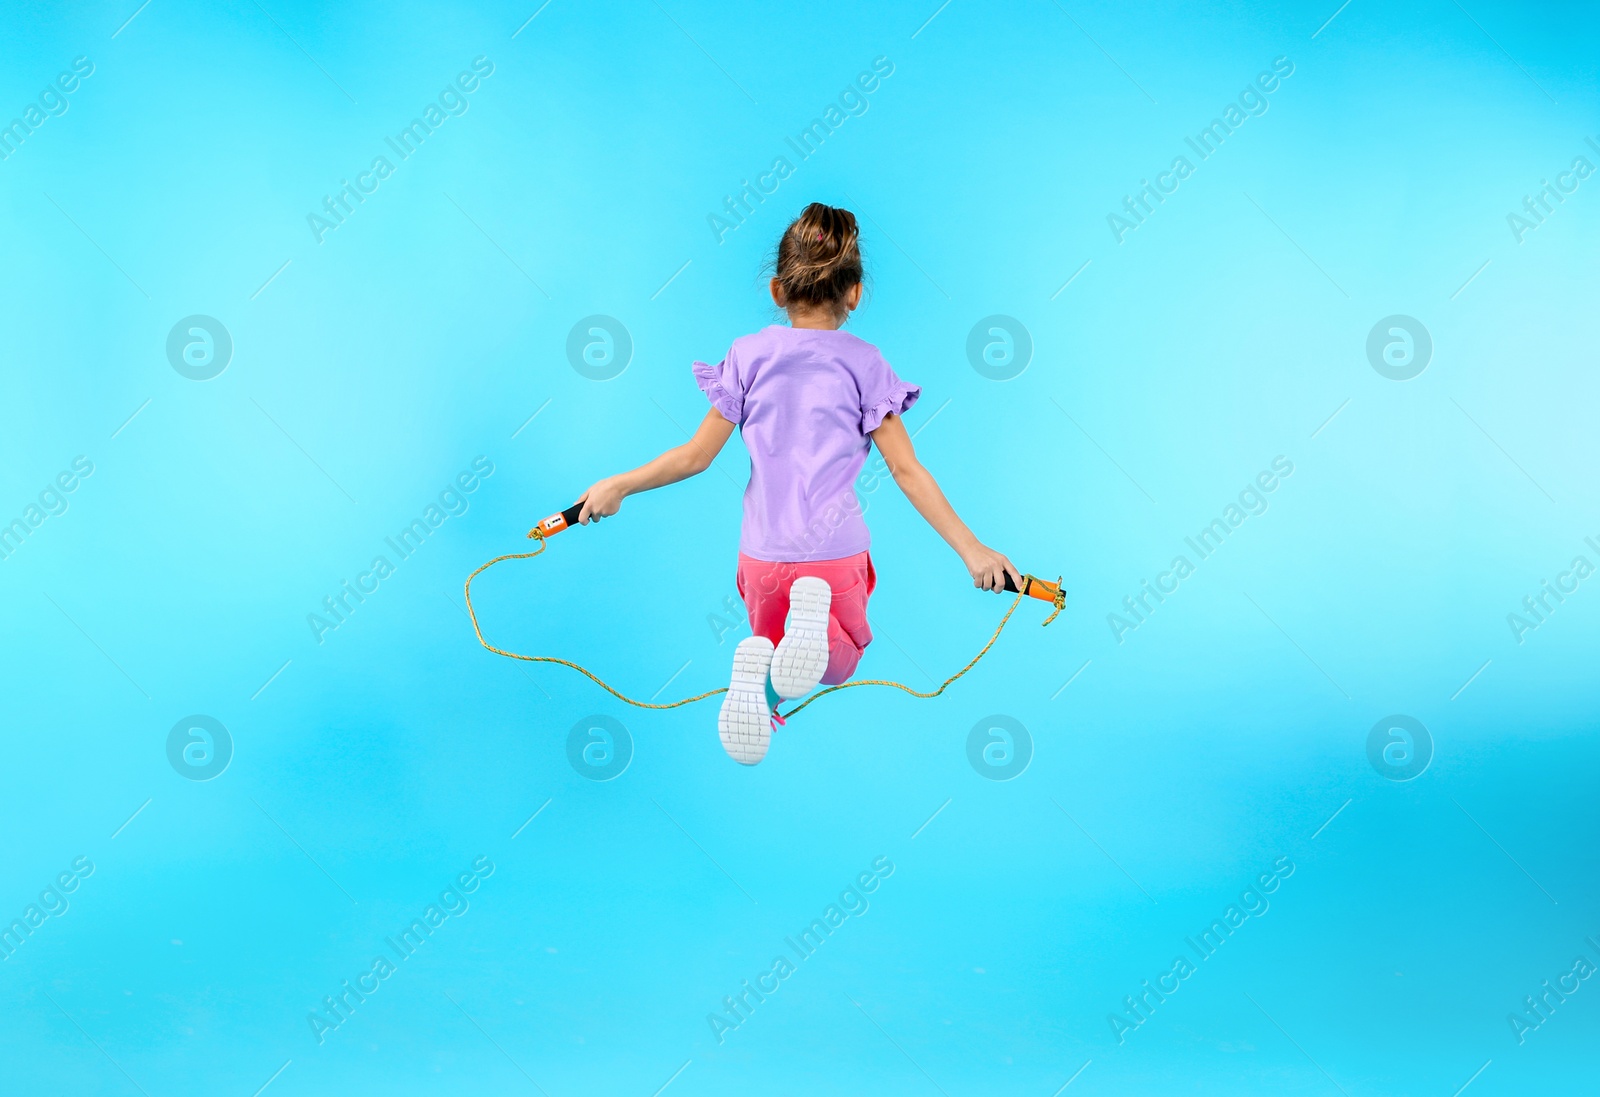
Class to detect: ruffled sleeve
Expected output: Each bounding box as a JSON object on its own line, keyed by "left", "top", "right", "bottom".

{"left": 859, "top": 352, "right": 921, "bottom": 433}
{"left": 693, "top": 350, "right": 743, "bottom": 425}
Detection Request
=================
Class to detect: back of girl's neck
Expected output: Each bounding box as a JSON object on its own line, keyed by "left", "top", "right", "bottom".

{"left": 784, "top": 310, "right": 845, "bottom": 331}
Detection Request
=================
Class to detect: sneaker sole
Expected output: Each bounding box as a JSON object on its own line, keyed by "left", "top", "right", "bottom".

{"left": 771, "top": 576, "right": 832, "bottom": 700}
{"left": 719, "top": 636, "right": 774, "bottom": 765}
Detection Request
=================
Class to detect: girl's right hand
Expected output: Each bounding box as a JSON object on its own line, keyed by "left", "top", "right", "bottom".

{"left": 962, "top": 543, "right": 1023, "bottom": 593}
{"left": 576, "top": 477, "right": 626, "bottom": 524}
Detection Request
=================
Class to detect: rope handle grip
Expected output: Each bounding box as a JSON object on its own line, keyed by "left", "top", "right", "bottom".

{"left": 1003, "top": 571, "right": 1066, "bottom": 625}
{"left": 530, "top": 502, "right": 585, "bottom": 540}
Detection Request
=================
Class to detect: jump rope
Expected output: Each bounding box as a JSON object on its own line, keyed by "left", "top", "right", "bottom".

{"left": 464, "top": 502, "right": 1066, "bottom": 721}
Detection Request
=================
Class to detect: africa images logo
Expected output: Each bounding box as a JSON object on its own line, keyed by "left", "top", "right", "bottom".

{"left": 706, "top": 856, "right": 894, "bottom": 1043}
{"left": 966, "top": 316, "right": 1032, "bottom": 381}
{"left": 166, "top": 715, "right": 233, "bottom": 781}
{"left": 166, "top": 316, "right": 233, "bottom": 381}
{"left": 1107, "top": 57, "right": 1295, "bottom": 244}
{"left": 0, "top": 55, "right": 95, "bottom": 163}
{"left": 566, "top": 316, "right": 633, "bottom": 381}
{"left": 706, "top": 56, "right": 895, "bottom": 244}
{"left": 305, "top": 57, "right": 495, "bottom": 244}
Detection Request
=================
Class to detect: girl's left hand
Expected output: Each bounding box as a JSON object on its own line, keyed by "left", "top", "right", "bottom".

{"left": 576, "top": 477, "right": 626, "bottom": 524}
{"left": 962, "top": 544, "right": 1023, "bottom": 593}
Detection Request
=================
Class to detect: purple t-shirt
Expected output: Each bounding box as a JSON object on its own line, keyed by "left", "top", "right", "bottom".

{"left": 694, "top": 325, "right": 919, "bottom": 563}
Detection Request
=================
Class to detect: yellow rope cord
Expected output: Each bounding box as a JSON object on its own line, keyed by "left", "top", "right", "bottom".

{"left": 463, "top": 530, "right": 1044, "bottom": 721}
{"left": 463, "top": 536, "right": 731, "bottom": 711}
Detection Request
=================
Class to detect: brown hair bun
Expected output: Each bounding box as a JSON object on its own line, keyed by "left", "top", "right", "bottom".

{"left": 774, "top": 202, "right": 863, "bottom": 320}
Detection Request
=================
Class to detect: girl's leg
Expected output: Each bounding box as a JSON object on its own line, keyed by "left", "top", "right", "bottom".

{"left": 738, "top": 551, "right": 876, "bottom": 688}
{"left": 718, "top": 635, "right": 775, "bottom": 765}
{"left": 736, "top": 556, "right": 794, "bottom": 648}
{"left": 771, "top": 576, "right": 833, "bottom": 699}
{"left": 818, "top": 552, "right": 875, "bottom": 685}
{"left": 821, "top": 620, "right": 865, "bottom": 685}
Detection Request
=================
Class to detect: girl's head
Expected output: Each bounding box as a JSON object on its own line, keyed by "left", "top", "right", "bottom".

{"left": 771, "top": 202, "right": 863, "bottom": 328}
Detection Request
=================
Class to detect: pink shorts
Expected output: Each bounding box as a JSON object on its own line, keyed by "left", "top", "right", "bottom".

{"left": 736, "top": 551, "right": 876, "bottom": 686}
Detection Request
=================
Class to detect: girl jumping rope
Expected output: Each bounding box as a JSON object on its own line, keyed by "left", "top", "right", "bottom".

{"left": 574, "top": 203, "right": 1021, "bottom": 765}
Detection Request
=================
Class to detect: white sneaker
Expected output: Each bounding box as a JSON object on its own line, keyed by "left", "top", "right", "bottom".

{"left": 719, "top": 636, "right": 775, "bottom": 765}
{"left": 770, "top": 577, "right": 832, "bottom": 700}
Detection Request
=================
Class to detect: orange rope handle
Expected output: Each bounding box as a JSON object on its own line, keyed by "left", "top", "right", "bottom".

{"left": 463, "top": 531, "right": 1041, "bottom": 719}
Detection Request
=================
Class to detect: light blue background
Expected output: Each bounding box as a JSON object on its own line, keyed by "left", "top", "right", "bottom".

{"left": 1, "top": 0, "right": 1596, "bottom": 1093}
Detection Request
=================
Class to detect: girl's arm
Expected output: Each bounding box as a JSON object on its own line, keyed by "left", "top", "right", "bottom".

{"left": 576, "top": 408, "right": 736, "bottom": 524}
{"left": 870, "top": 413, "right": 1022, "bottom": 592}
